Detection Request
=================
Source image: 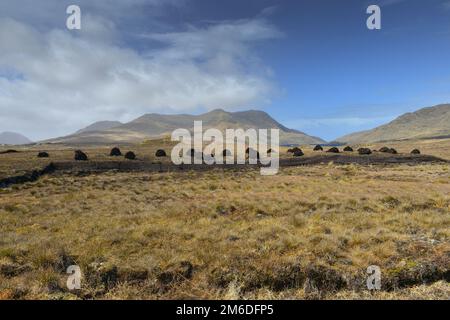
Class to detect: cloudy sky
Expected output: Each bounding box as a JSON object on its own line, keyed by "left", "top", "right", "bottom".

{"left": 1, "top": 0, "right": 450, "bottom": 141}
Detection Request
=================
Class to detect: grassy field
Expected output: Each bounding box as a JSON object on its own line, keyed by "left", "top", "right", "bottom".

{"left": 0, "top": 139, "right": 449, "bottom": 299}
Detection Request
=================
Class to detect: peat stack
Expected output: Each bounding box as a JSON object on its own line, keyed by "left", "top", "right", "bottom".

{"left": 74, "top": 150, "right": 88, "bottom": 161}
{"left": 223, "top": 149, "right": 232, "bottom": 157}
{"left": 187, "top": 149, "right": 196, "bottom": 157}
{"left": 389, "top": 148, "right": 398, "bottom": 154}
{"left": 247, "top": 148, "right": 260, "bottom": 161}
{"left": 0, "top": 150, "right": 19, "bottom": 154}
{"left": 411, "top": 149, "right": 421, "bottom": 155}
{"left": 289, "top": 147, "right": 302, "bottom": 154}
{"left": 358, "top": 148, "right": 372, "bottom": 155}
{"left": 313, "top": 145, "right": 323, "bottom": 151}
{"left": 110, "top": 147, "right": 122, "bottom": 156}
{"left": 155, "top": 149, "right": 167, "bottom": 157}
{"left": 37, "top": 152, "right": 49, "bottom": 158}
{"left": 379, "top": 147, "right": 398, "bottom": 154}
{"left": 124, "top": 151, "right": 136, "bottom": 160}
{"left": 326, "top": 147, "right": 340, "bottom": 153}
{"left": 343, "top": 146, "right": 353, "bottom": 152}
{"left": 293, "top": 149, "right": 304, "bottom": 157}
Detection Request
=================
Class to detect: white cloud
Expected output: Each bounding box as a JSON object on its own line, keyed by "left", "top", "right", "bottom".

{"left": 0, "top": 12, "right": 281, "bottom": 140}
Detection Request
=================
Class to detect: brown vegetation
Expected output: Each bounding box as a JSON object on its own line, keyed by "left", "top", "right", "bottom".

{"left": 0, "top": 138, "right": 449, "bottom": 300}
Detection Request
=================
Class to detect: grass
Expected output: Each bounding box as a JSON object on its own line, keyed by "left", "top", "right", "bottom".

{"left": 0, "top": 138, "right": 449, "bottom": 299}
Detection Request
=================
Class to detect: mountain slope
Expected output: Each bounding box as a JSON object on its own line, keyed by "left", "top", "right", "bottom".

{"left": 0, "top": 132, "right": 32, "bottom": 145}
{"left": 335, "top": 104, "right": 450, "bottom": 144}
{"left": 76, "top": 121, "right": 123, "bottom": 134}
{"left": 47, "top": 109, "right": 325, "bottom": 145}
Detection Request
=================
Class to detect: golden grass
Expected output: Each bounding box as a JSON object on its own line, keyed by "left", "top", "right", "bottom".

{"left": 0, "top": 139, "right": 449, "bottom": 299}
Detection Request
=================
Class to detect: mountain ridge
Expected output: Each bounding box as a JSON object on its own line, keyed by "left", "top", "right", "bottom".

{"left": 76, "top": 121, "right": 123, "bottom": 134}
{"left": 46, "top": 109, "right": 326, "bottom": 145}
{"left": 0, "top": 132, "right": 32, "bottom": 145}
{"left": 335, "top": 104, "right": 450, "bottom": 144}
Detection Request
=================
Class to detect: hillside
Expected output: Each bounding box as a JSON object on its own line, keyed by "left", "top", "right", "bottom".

{"left": 46, "top": 109, "right": 325, "bottom": 145}
{"left": 335, "top": 104, "right": 450, "bottom": 144}
{"left": 0, "top": 132, "right": 32, "bottom": 145}
{"left": 75, "top": 121, "right": 123, "bottom": 134}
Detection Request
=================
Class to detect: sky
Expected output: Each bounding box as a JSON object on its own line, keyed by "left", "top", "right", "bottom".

{"left": 1, "top": 0, "right": 450, "bottom": 141}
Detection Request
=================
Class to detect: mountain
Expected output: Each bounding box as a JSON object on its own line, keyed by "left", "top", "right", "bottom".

{"left": 0, "top": 132, "right": 32, "bottom": 145}
{"left": 335, "top": 104, "right": 450, "bottom": 144}
{"left": 76, "top": 121, "right": 123, "bottom": 134}
{"left": 46, "top": 109, "right": 325, "bottom": 145}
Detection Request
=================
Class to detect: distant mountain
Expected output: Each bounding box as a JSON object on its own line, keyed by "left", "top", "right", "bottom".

{"left": 335, "top": 104, "right": 450, "bottom": 144}
{"left": 46, "top": 109, "right": 325, "bottom": 145}
{"left": 76, "top": 121, "right": 123, "bottom": 134}
{"left": 0, "top": 132, "right": 32, "bottom": 145}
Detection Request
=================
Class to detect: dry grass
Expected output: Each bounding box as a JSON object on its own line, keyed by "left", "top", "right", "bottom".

{"left": 0, "top": 139, "right": 449, "bottom": 299}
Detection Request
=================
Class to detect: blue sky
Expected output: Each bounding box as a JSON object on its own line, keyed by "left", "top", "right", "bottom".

{"left": 262, "top": 0, "right": 450, "bottom": 140}
{"left": 1, "top": 0, "right": 450, "bottom": 141}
